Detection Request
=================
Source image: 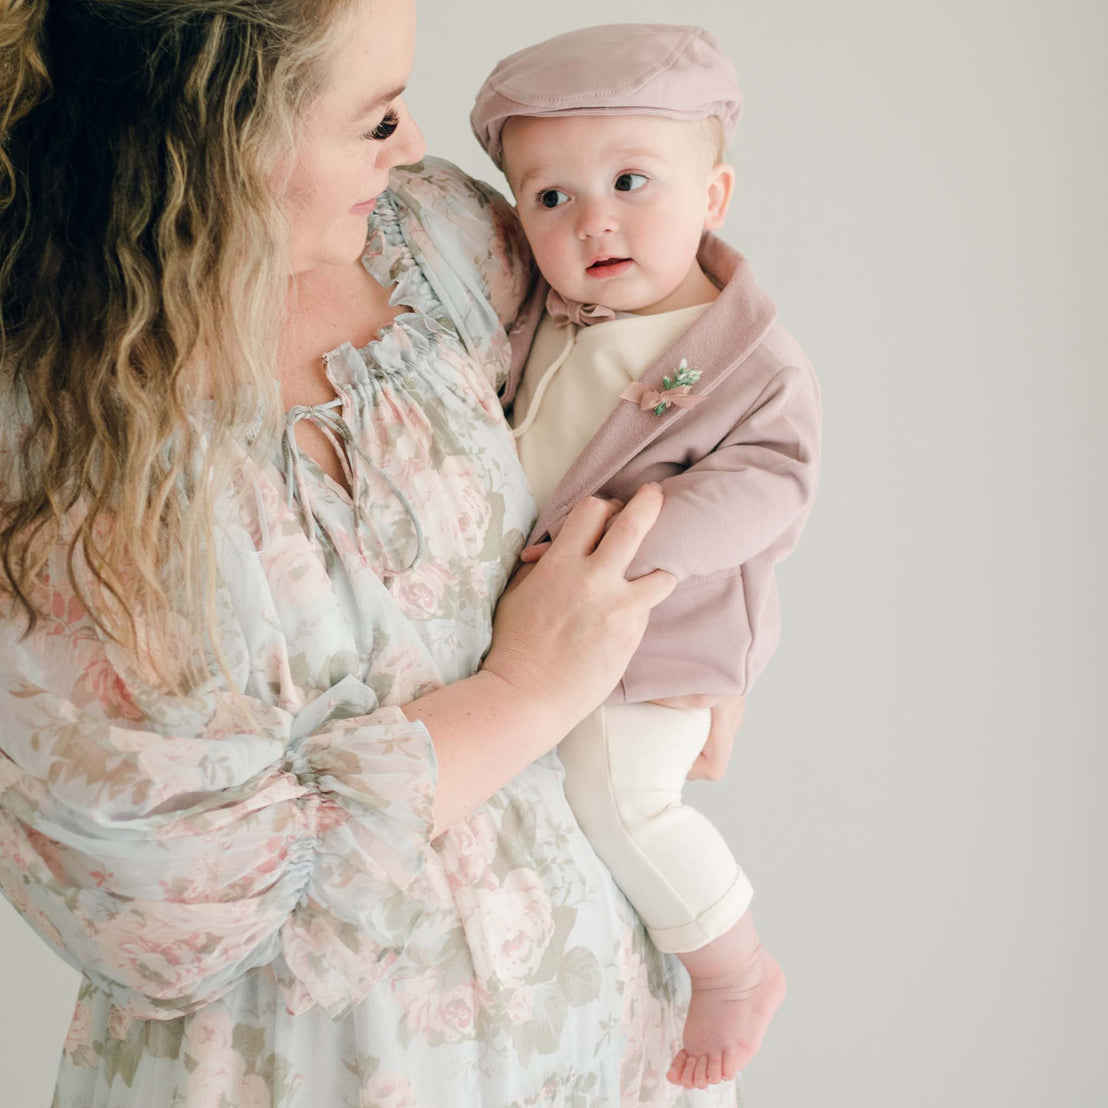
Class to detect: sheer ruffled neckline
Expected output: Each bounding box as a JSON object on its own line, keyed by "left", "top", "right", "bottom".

{"left": 319, "top": 189, "right": 456, "bottom": 390}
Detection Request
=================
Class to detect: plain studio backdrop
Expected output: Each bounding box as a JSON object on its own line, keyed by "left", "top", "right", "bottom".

{"left": 2, "top": 1, "right": 1104, "bottom": 1105}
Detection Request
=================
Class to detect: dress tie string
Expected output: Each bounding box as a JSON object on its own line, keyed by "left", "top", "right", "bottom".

{"left": 282, "top": 398, "right": 425, "bottom": 576}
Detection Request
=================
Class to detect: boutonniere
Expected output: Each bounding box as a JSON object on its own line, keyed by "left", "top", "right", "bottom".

{"left": 620, "top": 359, "right": 706, "bottom": 416}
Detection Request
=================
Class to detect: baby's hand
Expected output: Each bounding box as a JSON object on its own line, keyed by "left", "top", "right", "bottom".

{"left": 648, "top": 694, "right": 746, "bottom": 781}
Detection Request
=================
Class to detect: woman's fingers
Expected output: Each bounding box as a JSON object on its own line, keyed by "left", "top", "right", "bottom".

{"left": 518, "top": 542, "right": 552, "bottom": 564}
{"left": 503, "top": 560, "right": 537, "bottom": 592}
{"left": 551, "top": 495, "right": 624, "bottom": 555}
{"left": 589, "top": 484, "right": 665, "bottom": 577}
{"left": 627, "top": 567, "right": 677, "bottom": 610}
{"left": 484, "top": 485, "right": 671, "bottom": 734}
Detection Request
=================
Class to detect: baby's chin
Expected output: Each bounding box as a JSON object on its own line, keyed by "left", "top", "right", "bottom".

{"left": 547, "top": 275, "right": 668, "bottom": 315}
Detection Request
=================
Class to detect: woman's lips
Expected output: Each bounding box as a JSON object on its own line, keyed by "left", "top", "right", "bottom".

{"left": 586, "top": 257, "right": 632, "bottom": 278}
{"left": 350, "top": 198, "right": 378, "bottom": 216}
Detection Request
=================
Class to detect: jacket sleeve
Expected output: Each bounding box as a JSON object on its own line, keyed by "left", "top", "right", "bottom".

{"left": 0, "top": 614, "right": 438, "bottom": 1022}
{"left": 623, "top": 362, "right": 822, "bottom": 583}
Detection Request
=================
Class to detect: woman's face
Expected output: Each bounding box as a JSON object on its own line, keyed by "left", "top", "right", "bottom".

{"left": 282, "top": 0, "right": 426, "bottom": 273}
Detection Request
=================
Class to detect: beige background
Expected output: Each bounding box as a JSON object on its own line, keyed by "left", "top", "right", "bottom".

{"left": 2, "top": 0, "right": 1105, "bottom": 1104}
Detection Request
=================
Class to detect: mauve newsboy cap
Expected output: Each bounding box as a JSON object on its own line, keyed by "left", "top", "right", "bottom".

{"left": 470, "top": 24, "right": 743, "bottom": 170}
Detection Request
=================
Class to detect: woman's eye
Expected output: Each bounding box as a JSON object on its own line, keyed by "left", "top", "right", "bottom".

{"left": 615, "top": 173, "right": 648, "bottom": 192}
{"left": 363, "top": 110, "right": 399, "bottom": 142}
{"left": 538, "top": 189, "right": 570, "bottom": 209}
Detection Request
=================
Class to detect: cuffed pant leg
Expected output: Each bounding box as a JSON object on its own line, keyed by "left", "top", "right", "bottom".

{"left": 558, "top": 702, "right": 753, "bottom": 954}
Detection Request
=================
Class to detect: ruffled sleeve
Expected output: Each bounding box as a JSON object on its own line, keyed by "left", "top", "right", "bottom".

{"left": 386, "top": 157, "right": 534, "bottom": 392}
{"left": 0, "top": 584, "right": 437, "bottom": 1021}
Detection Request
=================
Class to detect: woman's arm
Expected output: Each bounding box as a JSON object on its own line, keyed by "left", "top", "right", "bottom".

{"left": 0, "top": 489, "right": 672, "bottom": 1021}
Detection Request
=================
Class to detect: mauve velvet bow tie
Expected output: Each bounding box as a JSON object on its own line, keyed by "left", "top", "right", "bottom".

{"left": 546, "top": 288, "right": 617, "bottom": 327}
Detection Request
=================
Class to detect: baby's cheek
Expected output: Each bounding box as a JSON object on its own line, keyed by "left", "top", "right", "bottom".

{"left": 532, "top": 240, "right": 575, "bottom": 290}
{"left": 531, "top": 231, "right": 566, "bottom": 269}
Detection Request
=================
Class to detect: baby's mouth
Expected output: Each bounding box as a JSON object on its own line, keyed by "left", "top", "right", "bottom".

{"left": 586, "top": 256, "right": 633, "bottom": 276}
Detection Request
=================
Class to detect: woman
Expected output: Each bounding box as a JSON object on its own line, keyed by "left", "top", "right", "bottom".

{"left": 0, "top": 0, "right": 744, "bottom": 1103}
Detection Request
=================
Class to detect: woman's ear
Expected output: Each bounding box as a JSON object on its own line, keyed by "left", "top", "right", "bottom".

{"left": 704, "top": 163, "right": 736, "bottom": 232}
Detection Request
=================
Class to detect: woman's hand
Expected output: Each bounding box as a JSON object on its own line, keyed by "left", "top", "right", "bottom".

{"left": 482, "top": 486, "right": 676, "bottom": 736}
{"left": 649, "top": 694, "right": 747, "bottom": 781}
{"left": 412, "top": 486, "right": 673, "bottom": 833}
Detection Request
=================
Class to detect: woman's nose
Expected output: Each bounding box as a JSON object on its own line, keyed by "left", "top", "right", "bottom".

{"left": 576, "top": 197, "right": 617, "bottom": 239}
{"left": 390, "top": 100, "right": 427, "bottom": 167}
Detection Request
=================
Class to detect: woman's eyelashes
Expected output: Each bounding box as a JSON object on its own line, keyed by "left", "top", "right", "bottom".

{"left": 363, "top": 109, "right": 399, "bottom": 142}
{"left": 535, "top": 173, "right": 650, "bottom": 209}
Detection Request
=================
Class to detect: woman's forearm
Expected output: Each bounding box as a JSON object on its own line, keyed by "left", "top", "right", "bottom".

{"left": 402, "top": 669, "right": 565, "bottom": 836}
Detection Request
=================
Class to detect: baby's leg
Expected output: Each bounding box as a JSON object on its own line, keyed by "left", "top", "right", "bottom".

{"left": 667, "top": 910, "right": 786, "bottom": 1089}
{"left": 558, "top": 702, "right": 783, "bottom": 1088}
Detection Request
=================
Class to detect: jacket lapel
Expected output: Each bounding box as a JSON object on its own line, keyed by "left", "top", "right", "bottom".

{"left": 523, "top": 233, "right": 778, "bottom": 544}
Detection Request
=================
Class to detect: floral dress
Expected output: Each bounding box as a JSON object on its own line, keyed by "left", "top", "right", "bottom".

{"left": 0, "top": 159, "right": 741, "bottom": 1107}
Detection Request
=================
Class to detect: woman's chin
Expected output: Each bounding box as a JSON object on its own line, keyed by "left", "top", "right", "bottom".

{"left": 291, "top": 234, "right": 369, "bottom": 274}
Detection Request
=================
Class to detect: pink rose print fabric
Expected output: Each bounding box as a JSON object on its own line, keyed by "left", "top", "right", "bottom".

{"left": 0, "top": 159, "right": 739, "bottom": 1106}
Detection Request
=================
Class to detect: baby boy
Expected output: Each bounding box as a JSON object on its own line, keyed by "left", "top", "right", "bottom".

{"left": 471, "top": 24, "right": 821, "bottom": 1089}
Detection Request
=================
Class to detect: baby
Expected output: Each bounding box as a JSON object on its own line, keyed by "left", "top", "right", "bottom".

{"left": 471, "top": 24, "right": 821, "bottom": 1089}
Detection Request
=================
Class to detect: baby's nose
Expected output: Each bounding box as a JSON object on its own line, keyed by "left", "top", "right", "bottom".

{"left": 576, "top": 198, "right": 617, "bottom": 239}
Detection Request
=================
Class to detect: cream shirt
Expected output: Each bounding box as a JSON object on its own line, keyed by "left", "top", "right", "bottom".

{"left": 510, "top": 302, "right": 711, "bottom": 513}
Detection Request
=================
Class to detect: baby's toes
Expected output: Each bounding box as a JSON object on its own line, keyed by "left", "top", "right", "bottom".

{"left": 692, "top": 1053, "right": 711, "bottom": 1089}
{"left": 667, "top": 1049, "right": 690, "bottom": 1086}
{"left": 722, "top": 1044, "right": 747, "bottom": 1082}
{"left": 706, "top": 1053, "right": 724, "bottom": 1086}
{"left": 679, "top": 1052, "right": 700, "bottom": 1088}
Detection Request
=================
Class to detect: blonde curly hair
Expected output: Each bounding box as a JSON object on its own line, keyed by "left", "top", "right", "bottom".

{"left": 0, "top": 0, "right": 360, "bottom": 690}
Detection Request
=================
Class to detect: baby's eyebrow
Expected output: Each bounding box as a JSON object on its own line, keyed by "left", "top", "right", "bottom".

{"left": 517, "top": 168, "right": 555, "bottom": 191}
{"left": 517, "top": 150, "right": 666, "bottom": 190}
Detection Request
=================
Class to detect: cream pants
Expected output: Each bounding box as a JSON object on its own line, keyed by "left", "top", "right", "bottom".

{"left": 558, "top": 701, "right": 753, "bottom": 954}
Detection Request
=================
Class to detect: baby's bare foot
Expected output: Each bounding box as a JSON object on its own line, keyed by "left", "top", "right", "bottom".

{"left": 666, "top": 946, "right": 787, "bottom": 1089}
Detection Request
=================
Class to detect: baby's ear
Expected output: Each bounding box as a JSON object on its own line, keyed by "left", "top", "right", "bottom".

{"left": 704, "top": 163, "right": 736, "bottom": 232}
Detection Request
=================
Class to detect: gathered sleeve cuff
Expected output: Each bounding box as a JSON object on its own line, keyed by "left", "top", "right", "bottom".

{"left": 0, "top": 629, "right": 437, "bottom": 1020}
{"left": 277, "top": 680, "right": 437, "bottom": 1018}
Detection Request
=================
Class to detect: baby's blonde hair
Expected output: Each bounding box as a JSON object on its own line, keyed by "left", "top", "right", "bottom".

{"left": 696, "top": 116, "right": 728, "bottom": 168}
{"left": 0, "top": 0, "right": 362, "bottom": 691}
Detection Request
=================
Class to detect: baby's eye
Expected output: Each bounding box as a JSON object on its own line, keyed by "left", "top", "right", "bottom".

{"left": 538, "top": 189, "right": 570, "bottom": 209}
{"left": 614, "top": 173, "right": 648, "bottom": 192}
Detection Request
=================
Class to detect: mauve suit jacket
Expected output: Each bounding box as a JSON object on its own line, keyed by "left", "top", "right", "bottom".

{"left": 500, "top": 232, "right": 823, "bottom": 704}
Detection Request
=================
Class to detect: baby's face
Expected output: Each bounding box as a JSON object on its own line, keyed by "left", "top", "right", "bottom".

{"left": 502, "top": 114, "right": 730, "bottom": 313}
